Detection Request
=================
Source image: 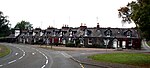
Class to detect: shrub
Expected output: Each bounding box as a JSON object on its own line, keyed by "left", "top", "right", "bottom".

{"left": 65, "top": 43, "right": 75, "bottom": 47}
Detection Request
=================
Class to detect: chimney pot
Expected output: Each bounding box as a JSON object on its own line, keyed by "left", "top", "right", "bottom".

{"left": 97, "top": 23, "right": 100, "bottom": 28}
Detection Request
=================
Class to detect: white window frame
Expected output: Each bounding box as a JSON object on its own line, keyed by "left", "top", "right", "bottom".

{"left": 88, "top": 38, "right": 92, "bottom": 45}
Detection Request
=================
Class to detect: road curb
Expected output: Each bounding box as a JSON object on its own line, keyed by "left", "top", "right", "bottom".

{"left": 70, "top": 56, "right": 111, "bottom": 68}
{"left": 145, "top": 41, "right": 150, "bottom": 48}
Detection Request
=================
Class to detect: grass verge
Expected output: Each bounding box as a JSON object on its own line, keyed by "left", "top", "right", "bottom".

{"left": 88, "top": 53, "right": 150, "bottom": 67}
{"left": 0, "top": 45, "right": 11, "bottom": 58}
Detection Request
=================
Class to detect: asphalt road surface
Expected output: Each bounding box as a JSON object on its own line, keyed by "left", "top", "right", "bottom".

{"left": 0, "top": 43, "right": 83, "bottom": 68}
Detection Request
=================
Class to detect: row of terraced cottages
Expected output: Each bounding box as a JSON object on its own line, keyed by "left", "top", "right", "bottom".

{"left": 9, "top": 23, "right": 141, "bottom": 49}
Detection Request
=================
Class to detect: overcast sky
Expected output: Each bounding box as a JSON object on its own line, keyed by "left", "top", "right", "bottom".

{"left": 0, "top": 0, "right": 136, "bottom": 29}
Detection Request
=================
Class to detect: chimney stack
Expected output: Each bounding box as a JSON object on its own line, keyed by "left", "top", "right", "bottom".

{"left": 84, "top": 23, "right": 86, "bottom": 26}
{"left": 97, "top": 23, "right": 100, "bottom": 28}
{"left": 81, "top": 23, "right": 83, "bottom": 26}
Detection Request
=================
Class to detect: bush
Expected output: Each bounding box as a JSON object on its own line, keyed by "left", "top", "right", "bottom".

{"left": 85, "top": 44, "right": 105, "bottom": 48}
{"left": 53, "top": 43, "right": 62, "bottom": 46}
{"left": 76, "top": 44, "right": 83, "bottom": 47}
{"left": 65, "top": 43, "right": 75, "bottom": 47}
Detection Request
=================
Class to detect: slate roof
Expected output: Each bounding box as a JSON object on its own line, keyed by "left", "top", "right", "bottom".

{"left": 17, "top": 26, "right": 140, "bottom": 39}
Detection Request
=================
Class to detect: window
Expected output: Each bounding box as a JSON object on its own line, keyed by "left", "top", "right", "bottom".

{"left": 53, "top": 32, "right": 56, "bottom": 36}
{"left": 70, "top": 31, "right": 72, "bottom": 36}
{"left": 88, "top": 38, "right": 92, "bottom": 45}
{"left": 80, "top": 38, "right": 84, "bottom": 45}
{"left": 80, "top": 40, "right": 83, "bottom": 44}
{"left": 84, "top": 30, "right": 87, "bottom": 36}
{"left": 128, "top": 39, "right": 132, "bottom": 46}
{"left": 122, "top": 41, "right": 126, "bottom": 48}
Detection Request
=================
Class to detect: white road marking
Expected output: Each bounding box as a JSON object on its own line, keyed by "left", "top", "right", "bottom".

{"left": 41, "top": 65, "right": 46, "bottom": 68}
{"left": 0, "top": 65, "right": 3, "bottom": 67}
{"left": 1, "top": 44, "right": 51, "bottom": 68}
{"left": 35, "top": 49, "right": 50, "bottom": 68}
{"left": 144, "top": 41, "right": 150, "bottom": 49}
{"left": 0, "top": 45, "right": 26, "bottom": 67}
{"left": 48, "top": 51, "right": 53, "bottom": 68}
{"left": 60, "top": 52, "right": 72, "bottom": 58}
{"left": 45, "top": 56, "right": 48, "bottom": 60}
{"left": 60, "top": 51, "right": 85, "bottom": 68}
{"left": 61, "top": 52, "right": 68, "bottom": 58}
{"left": 18, "top": 56, "right": 23, "bottom": 60}
{"left": 32, "top": 52, "right": 35, "bottom": 55}
{"left": 8, "top": 60, "right": 16, "bottom": 64}
{"left": 46, "top": 60, "right": 48, "bottom": 64}
{"left": 80, "top": 63, "right": 85, "bottom": 68}
{"left": 15, "top": 53, "right": 18, "bottom": 55}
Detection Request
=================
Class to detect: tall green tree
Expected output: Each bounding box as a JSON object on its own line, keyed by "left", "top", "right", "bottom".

{"left": 0, "top": 11, "right": 10, "bottom": 37}
{"left": 118, "top": 0, "right": 150, "bottom": 40}
{"left": 14, "top": 20, "right": 33, "bottom": 30}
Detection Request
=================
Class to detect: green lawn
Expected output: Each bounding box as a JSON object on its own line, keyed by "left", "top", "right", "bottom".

{"left": 89, "top": 53, "right": 150, "bottom": 66}
{"left": 0, "top": 45, "right": 11, "bottom": 58}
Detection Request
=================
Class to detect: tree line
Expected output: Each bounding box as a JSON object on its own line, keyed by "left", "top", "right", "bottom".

{"left": 0, "top": 11, "right": 33, "bottom": 37}
{"left": 118, "top": 0, "right": 150, "bottom": 40}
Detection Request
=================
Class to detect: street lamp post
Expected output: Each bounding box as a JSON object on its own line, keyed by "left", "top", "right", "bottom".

{"left": 73, "top": 35, "right": 76, "bottom": 46}
{"left": 104, "top": 28, "right": 112, "bottom": 52}
{"left": 105, "top": 36, "right": 110, "bottom": 52}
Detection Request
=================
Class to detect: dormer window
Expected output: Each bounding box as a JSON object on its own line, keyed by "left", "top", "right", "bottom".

{"left": 47, "top": 32, "right": 50, "bottom": 34}
{"left": 33, "top": 32, "right": 35, "bottom": 36}
{"left": 60, "top": 32, "right": 62, "bottom": 36}
{"left": 53, "top": 32, "right": 56, "bottom": 36}
{"left": 40, "top": 32, "right": 43, "bottom": 36}
{"left": 84, "top": 30, "right": 87, "bottom": 36}
{"left": 106, "top": 31, "right": 111, "bottom": 36}
{"left": 70, "top": 31, "right": 72, "bottom": 36}
{"left": 127, "top": 31, "right": 131, "bottom": 37}
{"left": 15, "top": 30, "right": 20, "bottom": 37}
{"left": 104, "top": 29, "right": 112, "bottom": 37}
{"left": 125, "top": 29, "right": 132, "bottom": 37}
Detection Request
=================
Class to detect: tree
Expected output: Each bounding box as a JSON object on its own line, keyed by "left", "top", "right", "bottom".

{"left": 118, "top": 0, "right": 150, "bottom": 40}
{"left": 0, "top": 11, "right": 10, "bottom": 37}
{"left": 14, "top": 20, "right": 33, "bottom": 30}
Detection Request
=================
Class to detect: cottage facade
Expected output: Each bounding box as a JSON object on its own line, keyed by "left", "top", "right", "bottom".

{"left": 11, "top": 23, "right": 141, "bottom": 49}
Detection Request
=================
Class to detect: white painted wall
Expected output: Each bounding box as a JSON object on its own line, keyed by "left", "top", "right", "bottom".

{"left": 122, "top": 41, "right": 126, "bottom": 48}
{"left": 15, "top": 30, "right": 20, "bottom": 37}
{"left": 113, "top": 39, "right": 118, "bottom": 48}
{"left": 63, "top": 40, "right": 66, "bottom": 44}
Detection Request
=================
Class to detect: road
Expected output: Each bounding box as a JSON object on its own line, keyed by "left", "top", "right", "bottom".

{"left": 0, "top": 43, "right": 82, "bottom": 68}
{"left": 141, "top": 40, "right": 150, "bottom": 52}
{"left": 2, "top": 42, "right": 145, "bottom": 68}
